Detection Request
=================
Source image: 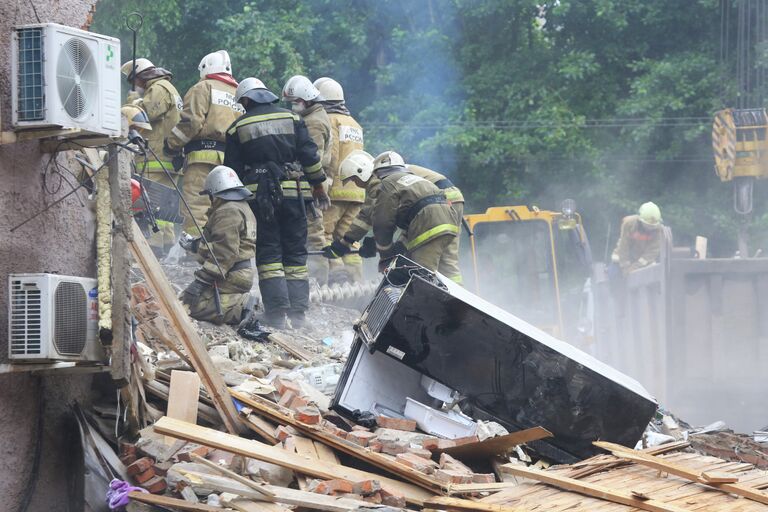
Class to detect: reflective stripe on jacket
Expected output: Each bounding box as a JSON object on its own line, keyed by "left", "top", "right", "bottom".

{"left": 327, "top": 112, "right": 365, "bottom": 203}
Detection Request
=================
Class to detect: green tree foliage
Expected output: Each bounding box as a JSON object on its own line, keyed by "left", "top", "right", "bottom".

{"left": 93, "top": 0, "right": 761, "bottom": 256}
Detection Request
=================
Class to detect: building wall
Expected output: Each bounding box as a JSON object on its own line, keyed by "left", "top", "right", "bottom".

{"left": 0, "top": 1, "right": 103, "bottom": 510}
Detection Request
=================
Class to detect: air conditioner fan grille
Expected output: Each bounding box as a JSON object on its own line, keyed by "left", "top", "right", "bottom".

{"left": 54, "top": 282, "right": 87, "bottom": 355}
{"left": 56, "top": 37, "right": 98, "bottom": 120}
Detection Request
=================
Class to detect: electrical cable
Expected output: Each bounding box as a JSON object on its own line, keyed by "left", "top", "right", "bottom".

{"left": 18, "top": 376, "right": 44, "bottom": 512}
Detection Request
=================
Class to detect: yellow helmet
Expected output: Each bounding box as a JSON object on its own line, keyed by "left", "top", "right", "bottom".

{"left": 638, "top": 201, "right": 662, "bottom": 226}
{"left": 121, "top": 104, "right": 152, "bottom": 131}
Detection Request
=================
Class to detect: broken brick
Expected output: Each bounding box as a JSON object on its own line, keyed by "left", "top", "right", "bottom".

{"left": 436, "top": 439, "right": 456, "bottom": 450}
{"left": 295, "top": 406, "right": 322, "bottom": 425}
{"left": 352, "top": 479, "right": 382, "bottom": 496}
{"left": 274, "top": 425, "right": 297, "bottom": 442}
{"left": 321, "top": 421, "right": 348, "bottom": 439}
{"left": 352, "top": 425, "right": 370, "bottom": 432}
{"left": 368, "top": 440, "right": 383, "bottom": 453}
{"left": 120, "top": 441, "right": 137, "bottom": 458}
{"left": 283, "top": 436, "right": 297, "bottom": 452}
{"left": 133, "top": 468, "right": 156, "bottom": 484}
{"left": 381, "top": 489, "right": 407, "bottom": 508}
{"left": 273, "top": 376, "right": 302, "bottom": 397}
{"left": 376, "top": 416, "right": 417, "bottom": 432}
{"left": 472, "top": 473, "right": 496, "bottom": 484}
{"left": 420, "top": 438, "right": 439, "bottom": 451}
{"left": 127, "top": 457, "right": 154, "bottom": 476}
{"left": 152, "top": 461, "right": 172, "bottom": 477}
{"left": 175, "top": 445, "right": 211, "bottom": 462}
{"left": 287, "top": 394, "right": 309, "bottom": 411}
{"left": 131, "top": 283, "right": 153, "bottom": 305}
{"left": 311, "top": 479, "right": 354, "bottom": 495}
{"left": 395, "top": 452, "right": 437, "bottom": 474}
{"left": 381, "top": 439, "right": 409, "bottom": 455}
{"left": 278, "top": 391, "right": 297, "bottom": 408}
{"left": 346, "top": 430, "right": 378, "bottom": 447}
{"left": 452, "top": 435, "right": 479, "bottom": 446}
{"left": 206, "top": 449, "right": 242, "bottom": 472}
{"left": 439, "top": 452, "right": 473, "bottom": 474}
{"left": 120, "top": 453, "right": 137, "bottom": 466}
{"left": 408, "top": 447, "right": 434, "bottom": 460}
{"left": 363, "top": 492, "right": 383, "bottom": 504}
{"left": 140, "top": 476, "right": 167, "bottom": 494}
{"left": 434, "top": 468, "right": 474, "bottom": 485}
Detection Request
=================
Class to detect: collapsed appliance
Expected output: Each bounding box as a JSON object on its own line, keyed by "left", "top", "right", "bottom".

{"left": 332, "top": 257, "right": 657, "bottom": 463}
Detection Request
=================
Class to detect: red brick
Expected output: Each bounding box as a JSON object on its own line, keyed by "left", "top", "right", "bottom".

{"left": 311, "top": 479, "right": 354, "bottom": 495}
{"left": 452, "top": 435, "right": 479, "bottom": 447}
{"left": 274, "top": 425, "right": 297, "bottom": 442}
{"left": 381, "top": 439, "right": 409, "bottom": 455}
{"left": 346, "top": 430, "right": 378, "bottom": 447}
{"left": 141, "top": 476, "right": 167, "bottom": 494}
{"left": 295, "top": 406, "right": 322, "bottom": 425}
{"left": 206, "top": 449, "right": 240, "bottom": 471}
{"left": 273, "top": 376, "right": 302, "bottom": 396}
{"left": 376, "top": 415, "right": 417, "bottom": 432}
{"left": 363, "top": 492, "right": 382, "bottom": 504}
{"left": 133, "top": 467, "right": 156, "bottom": 484}
{"left": 175, "top": 445, "right": 211, "bottom": 462}
{"left": 408, "top": 447, "right": 434, "bottom": 459}
{"left": 120, "top": 441, "right": 137, "bottom": 458}
{"left": 352, "top": 479, "right": 382, "bottom": 496}
{"left": 120, "top": 453, "right": 137, "bottom": 466}
{"left": 472, "top": 473, "right": 496, "bottom": 484}
{"left": 283, "top": 436, "right": 297, "bottom": 452}
{"left": 395, "top": 452, "right": 437, "bottom": 474}
{"left": 131, "top": 283, "right": 153, "bottom": 304}
{"left": 436, "top": 439, "right": 456, "bottom": 450}
{"left": 439, "top": 453, "right": 473, "bottom": 473}
{"left": 287, "top": 394, "right": 309, "bottom": 411}
{"left": 321, "top": 421, "right": 348, "bottom": 438}
{"left": 381, "top": 489, "right": 406, "bottom": 508}
{"left": 127, "top": 457, "right": 154, "bottom": 476}
{"left": 434, "top": 468, "right": 474, "bottom": 484}
{"left": 368, "top": 440, "right": 383, "bottom": 453}
{"left": 420, "top": 438, "right": 439, "bottom": 451}
{"left": 278, "top": 390, "right": 297, "bottom": 408}
{"left": 152, "top": 461, "right": 172, "bottom": 477}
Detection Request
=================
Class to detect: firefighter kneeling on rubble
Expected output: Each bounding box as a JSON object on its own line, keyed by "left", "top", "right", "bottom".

{"left": 179, "top": 166, "right": 257, "bottom": 325}
{"left": 611, "top": 201, "right": 664, "bottom": 275}
{"left": 322, "top": 151, "right": 460, "bottom": 277}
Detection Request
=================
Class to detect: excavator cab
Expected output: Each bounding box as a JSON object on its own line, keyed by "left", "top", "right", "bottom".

{"left": 463, "top": 205, "right": 592, "bottom": 342}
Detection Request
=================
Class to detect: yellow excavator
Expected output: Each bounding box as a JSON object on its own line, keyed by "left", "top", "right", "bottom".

{"left": 462, "top": 203, "right": 592, "bottom": 342}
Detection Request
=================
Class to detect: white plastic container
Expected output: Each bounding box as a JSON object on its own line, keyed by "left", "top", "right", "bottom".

{"left": 404, "top": 397, "right": 477, "bottom": 439}
{"left": 420, "top": 375, "right": 457, "bottom": 402}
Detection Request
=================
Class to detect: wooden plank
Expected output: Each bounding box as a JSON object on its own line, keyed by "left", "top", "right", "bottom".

{"left": 446, "top": 482, "right": 521, "bottom": 495}
{"left": 127, "top": 491, "right": 221, "bottom": 511}
{"left": 267, "top": 332, "right": 314, "bottom": 362}
{"left": 129, "top": 220, "right": 243, "bottom": 434}
{"left": 594, "top": 441, "right": 768, "bottom": 506}
{"left": 701, "top": 471, "right": 740, "bottom": 484}
{"left": 424, "top": 496, "right": 526, "bottom": 512}
{"left": 240, "top": 411, "right": 279, "bottom": 444}
{"left": 500, "top": 464, "right": 693, "bottom": 512}
{"left": 153, "top": 416, "right": 434, "bottom": 505}
{"left": 314, "top": 441, "right": 340, "bottom": 465}
{"left": 566, "top": 440, "right": 690, "bottom": 480}
{"left": 439, "top": 427, "right": 553, "bottom": 460}
{"left": 167, "top": 370, "right": 201, "bottom": 423}
{"left": 292, "top": 435, "right": 318, "bottom": 490}
{"left": 225, "top": 499, "right": 292, "bottom": 512}
{"left": 190, "top": 453, "right": 275, "bottom": 499}
{"left": 230, "top": 390, "right": 446, "bottom": 493}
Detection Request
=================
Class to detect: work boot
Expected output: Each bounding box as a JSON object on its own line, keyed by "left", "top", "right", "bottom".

{"left": 262, "top": 311, "right": 287, "bottom": 330}
{"left": 289, "top": 311, "right": 307, "bottom": 329}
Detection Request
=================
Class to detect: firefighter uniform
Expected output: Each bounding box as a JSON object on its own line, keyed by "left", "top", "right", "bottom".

{"left": 300, "top": 103, "right": 333, "bottom": 284}
{"left": 166, "top": 77, "right": 242, "bottom": 236}
{"left": 611, "top": 214, "right": 662, "bottom": 274}
{"left": 133, "top": 73, "right": 183, "bottom": 251}
{"left": 370, "top": 167, "right": 460, "bottom": 275}
{"left": 182, "top": 199, "right": 256, "bottom": 324}
{"left": 224, "top": 102, "right": 325, "bottom": 325}
{"left": 323, "top": 107, "right": 366, "bottom": 284}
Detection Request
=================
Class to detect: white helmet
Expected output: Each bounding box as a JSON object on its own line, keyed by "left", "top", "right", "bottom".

{"left": 200, "top": 166, "right": 251, "bottom": 200}
{"left": 198, "top": 50, "right": 232, "bottom": 79}
{"left": 313, "top": 77, "right": 344, "bottom": 102}
{"left": 372, "top": 151, "right": 406, "bottom": 171}
{"left": 235, "top": 76, "right": 279, "bottom": 105}
{"left": 121, "top": 58, "right": 154, "bottom": 80}
{"left": 340, "top": 150, "right": 374, "bottom": 183}
{"left": 282, "top": 75, "right": 322, "bottom": 102}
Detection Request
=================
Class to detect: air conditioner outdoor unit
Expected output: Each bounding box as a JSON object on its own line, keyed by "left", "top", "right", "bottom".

{"left": 8, "top": 273, "right": 105, "bottom": 363}
{"left": 11, "top": 23, "right": 121, "bottom": 137}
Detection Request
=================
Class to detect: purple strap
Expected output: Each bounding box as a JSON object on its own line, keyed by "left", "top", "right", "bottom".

{"left": 106, "top": 478, "right": 149, "bottom": 509}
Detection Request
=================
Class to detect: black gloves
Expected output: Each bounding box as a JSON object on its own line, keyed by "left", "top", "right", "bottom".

{"left": 359, "top": 237, "right": 377, "bottom": 258}
{"left": 322, "top": 239, "right": 351, "bottom": 259}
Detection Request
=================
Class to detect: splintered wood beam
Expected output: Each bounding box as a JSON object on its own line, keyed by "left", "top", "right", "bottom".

{"left": 152, "top": 416, "right": 433, "bottom": 506}
{"left": 424, "top": 496, "right": 526, "bottom": 512}
{"left": 501, "top": 464, "right": 692, "bottom": 512}
{"left": 128, "top": 492, "right": 222, "bottom": 511}
{"left": 129, "top": 220, "right": 243, "bottom": 434}
{"left": 438, "top": 427, "right": 553, "bottom": 460}
{"left": 594, "top": 441, "right": 768, "bottom": 505}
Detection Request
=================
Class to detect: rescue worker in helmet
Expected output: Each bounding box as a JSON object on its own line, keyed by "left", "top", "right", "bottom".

{"left": 121, "top": 58, "right": 183, "bottom": 254}
{"left": 224, "top": 77, "right": 329, "bottom": 329}
{"left": 313, "top": 77, "right": 366, "bottom": 285}
{"left": 179, "top": 166, "right": 257, "bottom": 325}
{"left": 282, "top": 75, "right": 332, "bottom": 285}
{"left": 611, "top": 201, "right": 664, "bottom": 274}
{"left": 163, "top": 50, "right": 243, "bottom": 238}
{"left": 323, "top": 151, "right": 460, "bottom": 277}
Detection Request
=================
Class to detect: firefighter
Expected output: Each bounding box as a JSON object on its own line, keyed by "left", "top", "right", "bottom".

{"left": 282, "top": 75, "right": 332, "bottom": 284}
{"left": 611, "top": 201, "right": 664, "bottom": 274}
{"left": 163, "top": 50, "right": 243, "bottom": 237}
{"left": 323, "top": 151, "right": 460, "bottom": 277}
{"left": 313, "top": 77, "right": 366, "bottom": 285}
{"left": 121, "top": 58, "right": 183, "bottom": 254}
{"left": 224, "top": 77, "right": 330, "bottom": 329}
{"left": 179, "top": 166, "right": 257, "bottom": 325}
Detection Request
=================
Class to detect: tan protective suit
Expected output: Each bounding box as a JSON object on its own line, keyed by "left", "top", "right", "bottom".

{"left": 166, "top": 78, "right": 242, "bottom": 235}
{"left": 324, "top": 112, "right": 365, "bottom": 283}
{"left": 182, "top": 198, "right": 256, "bottom": 324}
{"left": 133, "top": 76, "right": 183, "bottom": 250}
{"left": 300, "top": 103, "right": 333, "bottom": 283}
{"left": 371, "top": 168, "right": 460, "bottom": 278}
{"left": 612, "top": 214, "right": 662, "bottom": 274}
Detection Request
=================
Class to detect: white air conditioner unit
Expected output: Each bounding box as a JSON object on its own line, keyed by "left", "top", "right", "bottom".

{"left": 8, "top": 273, "right": 105, "bottom": 363}
{"left": 11, "top": 23, "right": 121, "bottom": 137}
